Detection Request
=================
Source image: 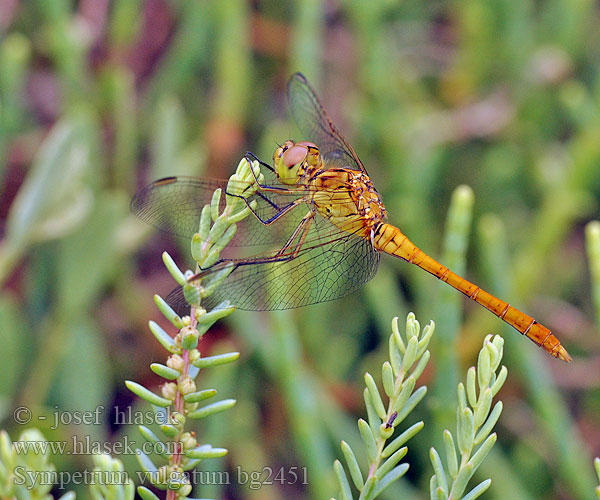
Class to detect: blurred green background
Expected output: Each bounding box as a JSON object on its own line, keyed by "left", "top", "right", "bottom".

{"left": 1, "top": 0, "right": 599, "bottom": 498}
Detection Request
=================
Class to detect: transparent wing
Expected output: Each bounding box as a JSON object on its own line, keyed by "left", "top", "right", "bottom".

{"left": 288, "top": 72, "right": 367, "bottom": 173}
{"left": 166, "top": 214, "right": 381, "bottom": 311}
{"left": 131, "top": 175, "right": 317, "bottom": 248}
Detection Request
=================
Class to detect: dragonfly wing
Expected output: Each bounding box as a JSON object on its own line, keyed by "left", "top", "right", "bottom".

{"left": 131, "top": 177, "right": 225, "bottom": 239}
{"left": 131, "top": 175, "right": 309, "bottom": 248}
{"left": 287, "top": 73, "right": 367, "bottom": 173}
{"left": 169, "top": 214, "right": 381, "bottom": 311}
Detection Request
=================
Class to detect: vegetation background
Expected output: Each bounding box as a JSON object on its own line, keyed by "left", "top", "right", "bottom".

{"left": 0, "top": 1, "right": 599, "bottom": 499}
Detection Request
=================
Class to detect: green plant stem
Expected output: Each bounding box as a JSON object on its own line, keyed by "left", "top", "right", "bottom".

{"left": 585, "top": 221, "right": 600, "bottom": 328}
{"left": 290, "top": 0, "right": 323, "bottom": 79}
{"left": 0, "top": 241, "right": 21, "bottom": 287}
{"left": 213, "top": 0, "right": 250, "bottom": 123}
{"left": 271, "top": 311, "right": 333, "bottom": 499}
{"left": 432, "top": 186, "right": 474, "bottom": 437}
{"left": 19, "top": 317, "right": 69, "bottom": 408}
{"left": 166, "top": 325, "right": 192, "bottom": 500}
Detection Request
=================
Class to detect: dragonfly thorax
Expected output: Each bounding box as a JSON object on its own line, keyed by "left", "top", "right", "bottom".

{"left": 273, "top": 140, "right": 321, "bottom": 185}
{"left": 310, "top": 168, "right": 387, "bottom": 238}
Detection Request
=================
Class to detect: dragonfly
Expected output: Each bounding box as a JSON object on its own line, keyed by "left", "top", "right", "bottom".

{"left": 132, "top": 73, "right": 571, "bottom": 362}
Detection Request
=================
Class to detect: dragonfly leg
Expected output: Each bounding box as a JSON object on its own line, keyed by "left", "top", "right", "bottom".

{"left": 273, "top": 210, "right": 314, "bottom": 258}
{"left": 193, "top": 211, "right": 315, "bottom": 279}
{"left": 243, "top": 195, "right": 307, "bottom": 226}
{"left": 244, "top": 151, "right": 274, "bottom": 173}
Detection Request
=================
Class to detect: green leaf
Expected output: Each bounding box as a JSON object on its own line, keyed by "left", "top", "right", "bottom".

{"left": 183, "top": 283, "right": 201, "bottom": 306}
{"left": 394, "top": 385, "right": 427, "bottom": 425}
{"left": 192, "top": 352, "right": 240, "bottom": 368}
{"left": 138, "top": 426, "right": 169, "bottom": 459}
{"left": 148, "top": 320, "right": 178, "bottom": 353}
{"left": 392, "top": 375, "right": 415, "bottom": 413}
{"left": 364, "top": 387, "right": 381, "bottom": 433}
{"left": 468, "top": 433, "right": 497, "bottom": 471}
{"left": 358, "top": 419, "right": 377, "bottom": 462}
{"left": 191, "top": 232, "right": 205, "bottom": 264}
{"left": 490, "top": 366, "right": 507, "bottom": 396}
{"left": 333, "top": 460, "right": 354, "bottom": 500}
{"left": 183, "top": 389, "right": 217, "bottom": 403}
{"left": 182, "top": 329, "right": 199, "bottom": 350}
{"left": 53, "top": 319, "right": 110, "bottom": 442}
{"left": 391, "top": 317, "right": 406, "bottom": 354}
{"left": 443, "top": 430, "right": 458, "bottom": 478}
{"left": 186, "top": 444, "right": 228, "bottom": 459}
{"left": 207, "top": 216, "right": 229, "bottom": 245}
{"left": 153, "top": 294, "right": 184, "bottom": 329}
{"left": 401, "top": 335, "right": 418, "bottom": 372}
{"left": 381, "top": 361, "right": 395, "bottom": 398}
{"left": 213, "top": 224, "right": 237, "bottom": 251}
{"left": 466, "top": 367, "right": 477, "bottom": 407}
{"left": 56, "top": 192, "right": 127, "bottom": 316}
{"left": 0, "top": 294, "right": 25, "bottom": 400}
{"left": 477, "top": 347, "right": 491, "bottom": 390}
{"left": 201, "top": 246, "right": 221, "bottom": 269}
{"left": 187, "top": 399, "right": 236, "bottom": 419}
{"left": 433, "top": 483, "right": 449, "bottom": 500}
{"left": 201, "top": 263, "right": 235, "bottom": 296}
{"left": 341, "top": 440, "right": 363, "bottom": 490}
{"left": 372, "top": 463, "right": 409, "bottom": 497}
{"left": 449, "top": 461, "right": 474, "bottom": 499}
{"left": 457, "top": 408, "right": 475, "bottom": 456}
{"left": 473, "top": 388, "right": 493, "bottom": 428}
{"left": 149, "top": 95, "right": 187, "bottom": 180}
{"left": 197, "top": 305, "right": 236, "bottom": 328}
{"left": 358, "top": 475, "right": 376, "bottom": 500}
{"left": 382, "top": 421, "right": 424, "bottom": 458}
{"left": 0, "top": 430, "right": 16, "bottom": 467}
{"left": 388, "top": 328, "right": 403, "bottom": 375}
{"left": 150, "top": 363, "right": 180, "bottom": 380}
{"left": 377, "top": 446, "right": 407, "bottom": 479}
{"left": 182, "top": 458, "right": 202, "bottom": 471}
{"left": 160, "top": 424, "right": 179, "bottom": 438}
{"left": 429, "top": 447, "right": 447, "bottom": 494}
{"left": 462, "top": 479, "right": 492, "bottom": 500}
{"left": 411, "top": 350, "right": 430, "bottom": 381}
{"left": 417, "top": 320, "right": 435, "bottom": 357}
{"left": 125, "top": 381, "right": 172, "bottom": 407}
{"left": 457, "top": 383, "right": 467, "bottom": 413}
{"left": 5, "top": 117, "right": 94, "bottom": 251}
{"left": 430, "top": 476, "right": 446, "bottom": 500}
{"left": 135, "top": 450, "right": 158, "bottom": 474}
{"left": 364, "top": 372, "right": 386, "bottom": 420}
{"left": 210, "top": 190, "right": 221, "bottom": 224}
{"left": 162, "top": 252, "right": 187, "bottom": 286}
{"left": 137, "top": 486, "right": 161, "bottom": 500}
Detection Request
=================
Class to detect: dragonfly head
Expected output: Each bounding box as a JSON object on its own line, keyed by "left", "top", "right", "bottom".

{"left": 273, "top": 140, "right": 320, "bottom": 184}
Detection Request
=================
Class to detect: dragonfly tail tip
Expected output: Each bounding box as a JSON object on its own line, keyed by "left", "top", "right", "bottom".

{"left": 556, "top": 345, "right": 572, "bottom": 363}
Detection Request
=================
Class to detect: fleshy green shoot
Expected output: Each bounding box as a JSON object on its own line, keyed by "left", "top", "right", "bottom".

{"left": 429, "top": 334, "right": 507, "bottom": 500}
{"left": 333, "top": 313, "right": 434, "bottom": 500}
{"left": 126, "top": 157, "right": 261, "bottom": 499}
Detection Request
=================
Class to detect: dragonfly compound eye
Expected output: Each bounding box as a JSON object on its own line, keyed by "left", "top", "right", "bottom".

{"left": 273, "top": 140, "right": 295, "bottom": 164}
{"left": 282, "top": 145, "right": 308, "bottom": 169}
{"left": 275, "top": 143, "right": 308, "bottom": 184}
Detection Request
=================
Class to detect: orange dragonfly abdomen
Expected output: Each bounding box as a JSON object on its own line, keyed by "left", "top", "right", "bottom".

{"left": 373, "top": 223, "right": 572, "bottom": 362}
